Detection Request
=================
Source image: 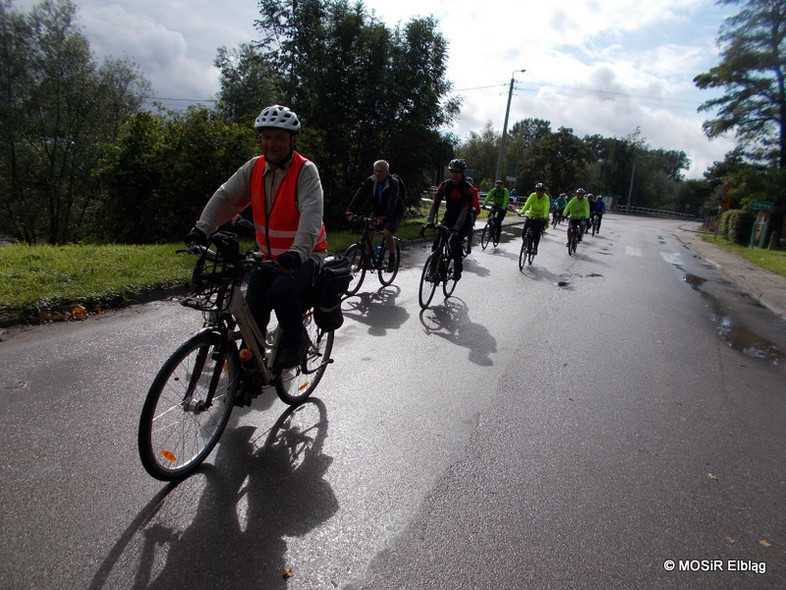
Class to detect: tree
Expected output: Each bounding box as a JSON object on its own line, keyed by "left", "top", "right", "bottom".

{"left": 96, "top": 106, "right": 258, "bottom": 243}
{"left": 0, "top": 0, "right": 149, "bottom": 244}
{"left": 252, "top": 0, "right": 459, "bottom": 219}
{"left": 694, "top": 0, "right": 786, "bottom": 169}
{"left": 214, "top": 42, "right": 281, "bottom": 127}
{"left": 456, "top": 122, "right": 499, "bottom": 188}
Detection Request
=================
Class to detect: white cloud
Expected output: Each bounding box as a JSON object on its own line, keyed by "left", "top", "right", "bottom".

{"left": 12, "top": 0, "right": 737, "bottom": 177}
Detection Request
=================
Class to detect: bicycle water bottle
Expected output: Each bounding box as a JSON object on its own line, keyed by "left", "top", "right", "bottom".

{"left": 375, "top": 244, "right": 383, "bottom": 263}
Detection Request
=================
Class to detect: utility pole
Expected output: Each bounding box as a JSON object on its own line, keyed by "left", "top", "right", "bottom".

{"left": 494, "top": 69, "right": 525, "bottom": 183}
{"left": 625, "top": 158, "right": 636, "bottom": 212}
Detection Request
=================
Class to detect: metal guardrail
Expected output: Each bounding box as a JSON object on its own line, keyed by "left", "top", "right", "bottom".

{"left": 616, "top": 204, "right": 696, "bottom": 220}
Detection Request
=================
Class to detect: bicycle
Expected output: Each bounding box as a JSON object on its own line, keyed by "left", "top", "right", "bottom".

{"left": 138, "top": 231, "right": 335, "bottom": 481}
{"left": 479, "top": 206, "right": 502, "bottom": 250}
{"left": 551, "top": 208, "right": 564, "bottom": 228}
{"left": 418, "top": 224, "right": 461, "bottom": 309}
{"left": 590, "top": 213, "right": 600, "bottom": 236}
{"left": 519, "top": 223, "right": 537, "bottom": 269}
{"left": 343, "top": 216, "right": 401, "bottom": 296}
{"left": 566, "top": 219, "right": 581, "bottom": 255}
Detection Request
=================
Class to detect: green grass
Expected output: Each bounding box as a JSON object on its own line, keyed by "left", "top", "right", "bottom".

{"left": 701, "top": 234, "right": 786, "bottom": 278}
{"left": 0, "top": 204, "right": 491, "bottom": 323}
{"left": 0, "top": 243, "right": 195, "bottom": 321}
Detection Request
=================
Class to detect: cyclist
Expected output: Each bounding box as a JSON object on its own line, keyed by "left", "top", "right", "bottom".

{"left": 466, "top": 176, "right": 481, "bottom": 254}
{"left": 517, "top": 182, "right": 550, "bottom": 254}
{"left": 553, "top": 192, "right": 568, "bottom": 224}
{"left": 345, "top": 159, "right": 404, "bottom": 271}
{"left": 562, "top": 188, "right": 591, "bottom": 245}
{"left": 593, "top": 194, "right": 607, "bottom": 232}
{"left": 481, "top": 179, "right": 510, "bottom": 243}
{"left": 185, "top": 104, "right": 327, "bottom": 368}
{"left": 587, "top": 194, "right": 596, "bottom": 230}
{"left": 426, "top": 159, "right": 474, "bottom": 280}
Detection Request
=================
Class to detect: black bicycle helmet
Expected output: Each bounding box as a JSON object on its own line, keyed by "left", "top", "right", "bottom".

{"left": 576, "top": 188, "right": 586, "bottom": 194}
{"left": 448, "top": 159, "right": 467, "bottom": 172}
{"left": 535, "top": 182, "right": 546, "bottom": 190}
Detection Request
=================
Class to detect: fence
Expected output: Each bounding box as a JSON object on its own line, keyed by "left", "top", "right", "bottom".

{"left": 616, "top": 204, "right": 696, "bottom": 220}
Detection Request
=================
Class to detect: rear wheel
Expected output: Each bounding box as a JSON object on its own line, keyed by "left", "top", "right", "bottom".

{"left": 276, "top": 310, "right": 334, "bottom": 405}
{"left": 377, "top": 239, "right": 401, "bottom": 286}
{"left": 138, "top": 330, "right": 237, "bottom": 481}
{"left": 343, "top": 243, "right": 365, "bottom": 296}
{"left": 419, "top": 252, "right": 439, "bottom": 309}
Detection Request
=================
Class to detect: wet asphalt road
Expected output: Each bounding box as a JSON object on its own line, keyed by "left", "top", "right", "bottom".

{"left": 0, "top": 215, "right": 784, "bottom": 590}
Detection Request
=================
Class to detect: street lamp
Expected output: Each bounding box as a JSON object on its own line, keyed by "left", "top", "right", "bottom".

{"left": 494, "top": 69, "right": 525, "bottom": 183}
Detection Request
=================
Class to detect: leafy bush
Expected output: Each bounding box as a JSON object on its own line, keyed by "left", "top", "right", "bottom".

{"left": 728, "top": 210, "right": 755, "bottom": 245}
{"left": 717, "top": 210, "right": 733, "bottom": 238}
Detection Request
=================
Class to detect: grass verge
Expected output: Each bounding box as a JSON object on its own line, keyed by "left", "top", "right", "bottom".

{"left": 0, "top": 207, "right": 469, "bottom": 323}
{"left": 700, "top": 234, "right": 786, "bottom": 278}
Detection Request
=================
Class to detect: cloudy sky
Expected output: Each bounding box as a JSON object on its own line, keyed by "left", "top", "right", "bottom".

{"left": 16, "top": 0, "right": 738, "bottom": 178}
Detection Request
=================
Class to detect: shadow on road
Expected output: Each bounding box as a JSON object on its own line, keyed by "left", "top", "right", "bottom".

{"left": 90, "top": 399, "right": 337, "bottom": 589}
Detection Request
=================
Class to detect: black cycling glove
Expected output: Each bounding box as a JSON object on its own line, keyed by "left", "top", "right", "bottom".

{"left": 185, "top": 226, "right": 207, "bottom": 246}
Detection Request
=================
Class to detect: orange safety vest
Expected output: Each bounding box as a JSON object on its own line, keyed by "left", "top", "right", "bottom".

{"left": 249, "top": 152, "right": 327, "bottom": 260}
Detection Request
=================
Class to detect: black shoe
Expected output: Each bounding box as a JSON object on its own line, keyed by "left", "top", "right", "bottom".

{"left": 386, "top": 255, "right": 397, "bottom": 272}
{"left": 276, "top": 328, "right": 308, "bottom": 369}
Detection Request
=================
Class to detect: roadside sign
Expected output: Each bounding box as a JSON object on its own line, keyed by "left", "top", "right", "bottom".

{"left": 749, "top": 200, "right": 774, "bottom": 211}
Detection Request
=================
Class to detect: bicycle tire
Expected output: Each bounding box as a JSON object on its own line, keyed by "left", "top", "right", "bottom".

{"left": 343, "top": 243, "right": 366, "bottom": 296}
{"left": 276, "top": 310, "right": 334, "bottom": 405}
{"left": 377, "top": 239, "right": 401, "bottom": 286}
{"left": 480, "top": 223, "right": 491, "bottom": 250}
{"left": 419, "top": 251, "right": 439, "bottom": 309}
{"left": 443, "top": 256, "right": 458, "bottom": 298}
{"left": 518, "top": 238, "right": 527, "bottom": 271}
{"left": 492, "top": 219, "right": 500, "bottom": 247}
{"left": 138, "top": 329, "right": 238, "bottom": 481}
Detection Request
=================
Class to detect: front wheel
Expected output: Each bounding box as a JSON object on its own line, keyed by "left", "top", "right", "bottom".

{"left": 377, "top": 239, "right": 401, "bottom": 286}
{"left": 138, "top": 330, "right": 238, "bottom": 481}
{"left": 276, "top": 310, "right": 334, "bottom": 405}
{"left": 443, "top": 256, "right": 458, "bottom": 298}
{"left": 419, "top": 252, "right": 439, "bottom": 309}
{"left": 343, "top": 243, "right": 366, "bottom": 296}
{"left": 480, "top": 222, "right": 491, "bottom": 250}
{"left": 518, "top": 237, "right": 528, "bottom": 271}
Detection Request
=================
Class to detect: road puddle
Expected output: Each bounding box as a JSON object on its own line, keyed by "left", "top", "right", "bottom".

{"left": 681, "top": 271, "right": 782, "bottom": 364}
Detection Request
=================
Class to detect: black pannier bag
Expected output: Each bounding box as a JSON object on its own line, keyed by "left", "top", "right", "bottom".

{"left": 313, "top": 254, "right": 352, "bottom": 330}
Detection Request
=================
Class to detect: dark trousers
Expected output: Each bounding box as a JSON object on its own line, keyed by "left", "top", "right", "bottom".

{"left": 245, "top": 259, "right": 316, "bottom": 338}
{"left": 522, "top": 217, "right": 547, "bottom": 248}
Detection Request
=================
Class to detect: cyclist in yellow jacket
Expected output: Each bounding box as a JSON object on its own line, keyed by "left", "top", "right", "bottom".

{"left": 562, "top": 188, "right": 591, "bottom": 244}
{"left": 518, "top": 182, "right": 550, "bottom": 254}
{"left": 481, "top": 180, "right": 510, "bottom": 243}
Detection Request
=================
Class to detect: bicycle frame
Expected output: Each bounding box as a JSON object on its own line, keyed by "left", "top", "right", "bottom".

{"left": 227, "top": 284, "right": 278, "bottom": 381}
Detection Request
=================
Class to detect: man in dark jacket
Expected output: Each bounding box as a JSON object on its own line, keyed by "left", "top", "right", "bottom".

{"left": 426, "top": 159, "right": 473, "bottom": 280}
{"left": 345, "top": 160, "right": 404, "bottom": 270}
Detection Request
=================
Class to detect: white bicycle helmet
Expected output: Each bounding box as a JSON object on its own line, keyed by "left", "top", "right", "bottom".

{"left": 254, "top": 105, "right": 301, "bottom": 133}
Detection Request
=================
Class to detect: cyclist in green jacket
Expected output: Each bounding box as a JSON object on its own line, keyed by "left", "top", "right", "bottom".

{"left": 553, "top": 192, "right": 568, "bottom": 223}
{"left": 563, "top": 188, "right": 591, "bottom": 244}
{"left": 481, "top": 180, "right": 510, "bottom": 242}
{"left": 518, "top": 182, "right": 551, "bottom": 254}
